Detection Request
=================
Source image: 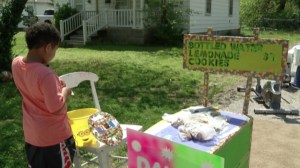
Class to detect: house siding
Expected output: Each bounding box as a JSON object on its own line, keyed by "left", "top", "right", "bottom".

{"left": 85, "top": 0, "right": 117, "bottom": 11}
{"left": 27, "top": 2, "right": 54, "bottom": 15}
{"left": 85, "top": 0, "right": 97, "bottom": 11}
{"left": 187, "top": 0, "right": 240, "bottom": 34}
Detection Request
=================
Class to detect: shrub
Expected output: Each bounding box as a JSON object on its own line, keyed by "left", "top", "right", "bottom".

{"left": 54, "top": 3, "right": 78, "bottom": 30}
{"left": 241, "top": 0, "right": 300, "bottom": 30}
{"left": 144, "top": 0, "right": 190, "bottom": 45}
{"left": 0, "top": 0, "right": 27, "bottom": 71}
{"left": 240, "top": 0, "right": 278, "bottom": 28}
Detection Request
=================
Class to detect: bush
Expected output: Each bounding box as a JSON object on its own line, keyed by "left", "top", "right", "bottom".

{"left": 240, "top": 0, "right": 277, "bottom": 28}
{"left": 241, "top": 0, "right": 300, "bottom": 30}
{"left": 144, "top": 0, "right": 189, "bottom": 45}
{"left": 54, "top": 3, "right": 78, "bottom": 30}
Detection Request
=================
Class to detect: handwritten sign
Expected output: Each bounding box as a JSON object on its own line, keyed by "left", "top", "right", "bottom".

{"left": 127, "top": 129, "right": 224, "bottom": 168}
{"left": 183, "top": 34, "right": 289, "bottom": 80}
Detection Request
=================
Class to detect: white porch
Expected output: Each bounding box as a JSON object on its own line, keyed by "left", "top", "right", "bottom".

{"left": 59, "top": 0, "right": 145, "bottom": 45}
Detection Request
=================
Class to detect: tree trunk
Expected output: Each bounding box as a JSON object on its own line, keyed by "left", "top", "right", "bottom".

{"left": 161, "top": 0, "right": 167, "bottom": 25}
{"left": 278, "top": 0, "right": 287, "bottom": 11}
{"left": 0, "top": 0, "right": 27, "bottom": 71}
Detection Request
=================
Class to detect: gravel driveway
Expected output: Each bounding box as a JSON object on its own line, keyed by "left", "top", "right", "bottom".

{"left": 215, "top": 77, "right": 300, "bottom": 168}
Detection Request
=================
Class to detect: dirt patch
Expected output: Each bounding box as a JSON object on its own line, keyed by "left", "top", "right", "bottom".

{"left": 250, "top": 119, "right": 300, "bottom": 168}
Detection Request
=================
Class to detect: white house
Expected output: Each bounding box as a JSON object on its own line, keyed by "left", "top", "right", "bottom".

{"left": 55, "top": 0, "right": 240, "bottom": 45}
{"left": 183, "top": 0, "right": 240, "bottom": 34}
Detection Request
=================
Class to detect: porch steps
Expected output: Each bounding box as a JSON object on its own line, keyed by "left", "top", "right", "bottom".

{"left": 64, "top": 29, "right": 85, "bottom": 47}
{"left": 64, "top": 29, "right": 99, "bottom": 47}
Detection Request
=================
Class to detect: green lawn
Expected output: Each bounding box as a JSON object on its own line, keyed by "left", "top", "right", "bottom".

{"left": 1, "top": 29, "right": 299, "bottom": 167}
{"left": 241, "top": 28, "right": 300, "bottom": 47}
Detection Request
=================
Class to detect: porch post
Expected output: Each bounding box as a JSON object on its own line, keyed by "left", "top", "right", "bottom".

{"left": 83, "top": 20, "right": 87, "bottom": 45}
{"left": 105, "top": 9, "right": 108, "bottom": 26}
{"left": 60, "top": 20, "right": 64, "bottom": 41}
{"left": 96, "top": 0, "right": 99, "bottom": 14}
{"left": 133, "top": 0, "right": 136, "bottom": 28}
{"left": 82, "top": 0, "right": 85, "bottom": 12}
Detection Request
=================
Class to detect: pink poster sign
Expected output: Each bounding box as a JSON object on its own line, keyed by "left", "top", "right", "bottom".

{"left": 127, "top": 129, "right": 224, "bottom": 168}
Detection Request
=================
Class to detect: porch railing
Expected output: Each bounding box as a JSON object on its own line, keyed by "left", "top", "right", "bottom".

{"left": 60, "top": 9, "right": 144, "bottom": 44}
{"left": 82, "top": 9, "right": 143, "bottom": 44}
{"left": 106, "top": 9, "right": 143, "bottom": 28}
{"left": 60, "top": 11, "right": 97, "bottom": 41}
{"left": 83, "top": 11, "right": 107, "bottom": 44}
{"left": 135, "top": 9, "right": 143, "bottom": 29}
{"left": 106, "top": 9, "right": 133, "bottom": 27}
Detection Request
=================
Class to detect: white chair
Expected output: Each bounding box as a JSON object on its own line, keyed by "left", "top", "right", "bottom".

{"left": 59, "top": 71, "right": 143, "bottom": 168}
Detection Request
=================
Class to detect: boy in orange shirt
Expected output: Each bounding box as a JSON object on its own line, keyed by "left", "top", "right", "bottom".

{"left": 12, "top": 22, "right": 75, "bottom": 168}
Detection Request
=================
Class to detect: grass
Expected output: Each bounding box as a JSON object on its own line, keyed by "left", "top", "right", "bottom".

{"left": 241, "top": 27, "right": 300, "bottom": 47}
{"left": 1, "top": 28, "right": 300, "bottom": 167}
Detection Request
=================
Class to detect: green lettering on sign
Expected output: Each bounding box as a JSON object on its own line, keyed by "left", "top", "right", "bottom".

{"left": 183, "top": 34, "right": 288, "bottom": 80}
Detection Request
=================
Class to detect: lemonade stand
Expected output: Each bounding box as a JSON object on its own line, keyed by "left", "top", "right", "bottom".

{"left": 127, "top": 28, "right": 288, "bottom": 168}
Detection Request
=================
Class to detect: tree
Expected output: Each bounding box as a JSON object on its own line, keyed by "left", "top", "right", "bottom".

{"left": 278, "top": 0, "right": 287, "bottom": 11}
{"left": 144, "top": 0, "right": 190, "bottom": 45}
{"left": 240, "top": 0, "right": 300, "bottom": 28}
{"left": 0, "top": 0, "right": 27, "bottom": 71}
{"left": 240, "top": 0, "right": 278, "bottom": 27}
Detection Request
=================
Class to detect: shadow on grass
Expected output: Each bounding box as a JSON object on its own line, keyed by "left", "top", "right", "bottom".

{"left": 0, "top": 119, "right": 26, "bottom": 167}
{"left": 0, "top": 82, "right": 22, "bottom": 120}
{"left": 0, "top": 82, "right": 26, "bottom": 167}
{"left": 62, "top": 40, "right": 183, "bottom": 55}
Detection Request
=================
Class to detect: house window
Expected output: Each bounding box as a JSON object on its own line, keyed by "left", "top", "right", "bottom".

{"left": 229, "top": 0, "right": 233, "bottom": 16}
{"left": 206, "top": 0, "right": 212, "bottom": 15}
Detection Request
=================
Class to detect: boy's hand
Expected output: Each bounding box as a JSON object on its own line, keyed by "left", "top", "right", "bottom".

{"left": 59, "top": 79, "right": 66, "bottom": 87}
{"left": 60, "top": 79, "right": 74, "bottom": 96}
{"left": 62, "top": 87, "right": 72, "bottom": 98}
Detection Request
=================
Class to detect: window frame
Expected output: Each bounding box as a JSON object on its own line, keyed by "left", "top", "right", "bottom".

{"left": 205, "top": 0, "right": 212, "bottom": 16}
{"left": 229, "top": 0, "right": 233, "bottom": 16}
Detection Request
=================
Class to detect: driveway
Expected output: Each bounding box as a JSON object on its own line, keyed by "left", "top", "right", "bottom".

{"left": 218, "top": 78, "right": 300, "bottom": 168}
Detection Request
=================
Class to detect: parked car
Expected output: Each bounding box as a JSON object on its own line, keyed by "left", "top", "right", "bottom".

{"left": 36, "top": 9, "right": 54, "bottom": 24}
{"left": 18, "top": 9, "right": 54, "bottom": 28}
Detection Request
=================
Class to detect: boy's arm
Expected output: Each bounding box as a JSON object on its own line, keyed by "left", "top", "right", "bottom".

{"left": 41, "top": 74, "right": 71, "bottom": 115}
{"left": 52, "top": 86, "right": 72, "bottom": 115}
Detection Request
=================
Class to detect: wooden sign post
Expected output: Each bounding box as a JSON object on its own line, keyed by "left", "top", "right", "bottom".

{"left": 183, "top": 28, "right": 288, "bottom": 114}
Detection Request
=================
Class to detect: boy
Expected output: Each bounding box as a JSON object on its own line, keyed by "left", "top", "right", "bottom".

{"left": 12, "top": 23, "right": 75, "bottom": 168}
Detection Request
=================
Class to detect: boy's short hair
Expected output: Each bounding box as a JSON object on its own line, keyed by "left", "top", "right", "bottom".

{"left": 26, "top": 22, "right": 61, "bottom": 49}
